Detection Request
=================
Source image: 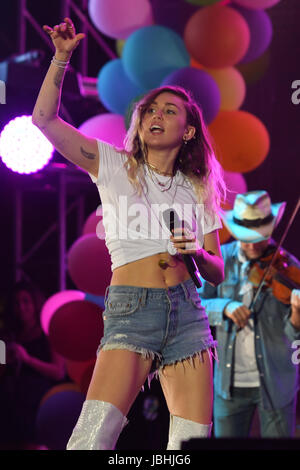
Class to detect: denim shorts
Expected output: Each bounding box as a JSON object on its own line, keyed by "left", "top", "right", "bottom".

{"left": 98, "top": 278, "right": 217, "bottom": 376}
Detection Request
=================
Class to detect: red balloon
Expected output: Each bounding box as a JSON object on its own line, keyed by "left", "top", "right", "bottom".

{"left": 49, "top": 300, "right": 103, "bottom": 361}
{"left": 66, "top": 358, "right": 96, "bottom": 394}
{"left": 68, "top": 234, "right": 112, "bottom": 296}
{"left": 184, "top": 5, "right": 250, "bottom": 68}
{"left": 209, "top": 110, "right": 270, "bottom": 172}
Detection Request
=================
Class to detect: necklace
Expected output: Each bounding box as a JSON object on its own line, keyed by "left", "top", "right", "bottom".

{"left": 148, "top": 169, "right": 174, "bottom": 192}
{"left": 141, "top": 171, "right": 179, "bottom": 261}
{"left": 146, "top": 160, "right": 174, "bottom": 177}
{"left": 145, "top": 161, "right": 175, "bottom": 192}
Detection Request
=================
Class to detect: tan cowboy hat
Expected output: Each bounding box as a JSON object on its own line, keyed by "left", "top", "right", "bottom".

{"left": 222, "top": 190, "right": 286, "bottom": 243}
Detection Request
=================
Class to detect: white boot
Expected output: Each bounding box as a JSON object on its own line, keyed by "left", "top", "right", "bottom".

{"left": 67, "top": 400, "right": 128, "bottom": 450}
{"left": 167, "top": 415, "right": 212, "bottom": 450}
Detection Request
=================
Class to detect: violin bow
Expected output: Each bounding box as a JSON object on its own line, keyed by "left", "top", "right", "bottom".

{"left": 250, "top": 196, "right": 300, "bottom": 310}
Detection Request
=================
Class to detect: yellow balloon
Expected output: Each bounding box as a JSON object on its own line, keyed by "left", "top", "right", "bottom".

{"left": 116, "top": 39, "right": 125, "bottom": 56}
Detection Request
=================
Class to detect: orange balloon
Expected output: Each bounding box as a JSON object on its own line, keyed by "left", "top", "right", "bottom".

{"left": 190, "top": 58, "right": 204, "bottom": 70}
{"left": 209, "top": 110, "right": 270, "bottom": 173}
{"left": 184, "top": 5, "right": 250, "bottom": 69}
{"left": 204, "top": 67, "right": 246, "bottom": 111}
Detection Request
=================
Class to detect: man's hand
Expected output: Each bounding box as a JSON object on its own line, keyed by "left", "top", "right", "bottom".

{"left": 224, "top": 301, "right": 252, "bottom": 329}
{"left": 290, "top": 289, "right": 300, "bottom": 329}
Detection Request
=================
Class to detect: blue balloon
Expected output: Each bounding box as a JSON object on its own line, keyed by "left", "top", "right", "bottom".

{"left": 161, "top": 67, "right": 221, "bottom": 124}
{"left": 123, "top": 25, "right": 190, "bottom": 90}
{"left": 97, "top": 59, "right": 146, "bottom": 115}
{"left": 85, "top": 292, "right": 105, "bottom": 309}
{"left": 36, "top": 390, "right": 85, "bottom": 450}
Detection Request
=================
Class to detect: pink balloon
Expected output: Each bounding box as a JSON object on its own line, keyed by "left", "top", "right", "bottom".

{"left": 67, "top": 234, "right": 112, "bottom": 296}
{"left": 41, "top": 290, "right": 85, "bottom": 335}
{"left": 233, "top": 0, "right": 280, "bottom": 9}
{"left": 88, "top": 0, "right": 153, "bottom": 39}
{"left": 223, "top": 170, "right": 247, "bottom": 207}
{"left": 82, "top": 207, "right": 105, "bottom": 240}
{"left": 78, "top": 114, "right": 126, "bottom": 149}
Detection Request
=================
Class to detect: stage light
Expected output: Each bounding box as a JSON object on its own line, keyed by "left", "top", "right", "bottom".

{"left": 0, "top": 115, "right": 54, "bottom": 174}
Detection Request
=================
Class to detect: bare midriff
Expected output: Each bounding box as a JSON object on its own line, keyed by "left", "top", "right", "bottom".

{"left": 110, "top": 252, "right": 191, "bottom": 288}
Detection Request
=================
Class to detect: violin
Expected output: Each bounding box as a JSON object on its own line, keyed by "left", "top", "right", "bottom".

{"left": 248, "top": 197, "right": 300, "bottom": 308}
{"left": 248, "top": 246, "right": 300, "bottom": 304}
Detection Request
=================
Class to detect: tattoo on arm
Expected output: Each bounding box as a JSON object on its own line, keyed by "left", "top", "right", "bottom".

{"left": 80, "top": 146, "right": 96, "bottom": 160}
{"left": 54, "top": 68, "right": 65, "bottom": 89}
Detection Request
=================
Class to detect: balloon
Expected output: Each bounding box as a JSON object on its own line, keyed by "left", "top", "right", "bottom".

{"left": 150, "top": 0, "right": 198, "bottom": 36}
{"left": 123, "top": 25, "right": 190, "bottom": 89}
{"left": 232, "top": 5, "right": 272, "bottom": 64}
{"left": 223, "top": 170, "right": 247, "bottom": 207}
{"left": 219, "top": 201, "right": 232, "bottom": 244}
{"left": 65, "top": 359, "right": 96, "bottom": 393}
{"left": 184, "top": 5, "right": 250, "bottom": 68}
{"left": 116, "top": 39, "right": 126, "bottom": 56}
{"left": 67, "top": 234, "right": 112, "bottom": 295}
{"left": 185, "top": 0, "right": 221, "bottom": 4}
{"left": 97, "top": 59, "right": 147, "bottom": 115}
{"left": 209, "top": 110, "right": 270, "bottom": 172}
{"left": 88, "top": 0, "right": 153, "bottom": 39}
{"left": 235, "top": 49, "right": 270, "bottom": 85}
{"left": 124, "top": 93, "right": 146, "bottom": 130}
{"left": 82, "top": 206, "right": 105, "bottom": 239}
{"left": 49, "top": 299, "right": 103, "bottom": 361}
{"left": 39, "top": 382, "right": 81, "bottom": 407}
{"left": 40, "top": 290, "right": 85, "bottom": 335}
{"left": 36, "top": 390, "right": 85, "bottom": 450}
{"left": 204, "top": 67, "right": 246, "bottom": 110}
{"left": 233, "top": 0, "right": 281, "bottom": 9}
{"left": 84, "top": 292, "right": 105, "bottom": 310}
{"left": 161, "top": 67, "right": 221, "bottom": 124}
{"left": 79, "top": 361, "right": 96, "bottom": 395}
{"left": 78, "top": 113, "right": 126, "bottom": 149}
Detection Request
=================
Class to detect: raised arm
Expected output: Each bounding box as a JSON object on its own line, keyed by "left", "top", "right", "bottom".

{"left": 32, "top": 18, "right": 99, "bottom": 178}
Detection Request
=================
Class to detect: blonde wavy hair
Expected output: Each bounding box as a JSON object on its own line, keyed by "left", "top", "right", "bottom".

{"left": 123, "top": 85, "right": 226, "bottom": 217}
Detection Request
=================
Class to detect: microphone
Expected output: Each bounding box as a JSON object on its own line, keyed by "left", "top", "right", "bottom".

{"left": 163, "top": 208, "right": 202, "bottom": 288}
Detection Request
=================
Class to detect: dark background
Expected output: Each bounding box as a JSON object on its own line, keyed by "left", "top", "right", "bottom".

{"left": 0, "top": 0, "right": 299, "bottom": 303}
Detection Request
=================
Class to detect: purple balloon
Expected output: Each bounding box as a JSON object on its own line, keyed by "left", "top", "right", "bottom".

{"left": 149, "top": 0, "right": 199, "bottom": 36}
{"left": 161, "top": 67, "right": 221, "bottom": 124}
{"left": 232, "top": 5, "right": 273, "bottom": 64}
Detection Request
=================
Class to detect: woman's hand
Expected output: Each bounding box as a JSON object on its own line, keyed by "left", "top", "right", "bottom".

{"left": 9, "top": 343, "right": 31, "bottom": 364}
{"left": 170, "top": 227, "right": 202, "bottom": 256}
{"left": 43, "top": 17, "right": 85, "bottom": 56}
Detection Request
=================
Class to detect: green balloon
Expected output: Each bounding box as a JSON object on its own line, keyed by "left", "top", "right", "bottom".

{"left": 124, "top": 93, "right": 146, "bottom": 130}
{"left": 185, "top": 0, "right": 221, "bottom": 5}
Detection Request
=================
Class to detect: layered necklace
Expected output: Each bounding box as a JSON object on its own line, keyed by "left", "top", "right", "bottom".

{"left": 145, "top": 160, "right": 175, "bottom": 192}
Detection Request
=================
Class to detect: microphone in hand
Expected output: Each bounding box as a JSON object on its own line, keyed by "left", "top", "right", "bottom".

{"left": 162, "top": 208, "right": 202, "bottom": 288}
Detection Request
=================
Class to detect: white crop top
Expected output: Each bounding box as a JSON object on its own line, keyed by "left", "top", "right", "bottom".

{"left": 89, "top": 140, "right": 222, "bottom": 271}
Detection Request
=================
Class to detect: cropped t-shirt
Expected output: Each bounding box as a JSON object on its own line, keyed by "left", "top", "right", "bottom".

{"left": 89, "top": 140, "right": 222, "bottom": 271}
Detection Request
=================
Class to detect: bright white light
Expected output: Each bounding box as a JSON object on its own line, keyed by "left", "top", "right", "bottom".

{"left": 0, "top": 115, "right": 54, "bottom": 174}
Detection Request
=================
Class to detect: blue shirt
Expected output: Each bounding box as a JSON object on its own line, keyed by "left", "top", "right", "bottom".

{"left": 198, "top": 240, "right": 300, "bottom": 410}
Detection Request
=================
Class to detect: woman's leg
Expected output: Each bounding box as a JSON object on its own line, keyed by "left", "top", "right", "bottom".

{"left": 159, "top": 349, "right": 213, "bottom": 450}
{"left": 67, "top": 349, "right": 153, "bottom": 450}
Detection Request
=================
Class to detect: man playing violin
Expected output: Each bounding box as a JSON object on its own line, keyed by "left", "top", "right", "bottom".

{"left": 198, "top": 190, "right": 300, "bottom": 437}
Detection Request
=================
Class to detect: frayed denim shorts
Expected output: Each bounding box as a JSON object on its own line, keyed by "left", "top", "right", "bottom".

{"left": 98, "top": 278, "right": 217, "bottom": 376}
